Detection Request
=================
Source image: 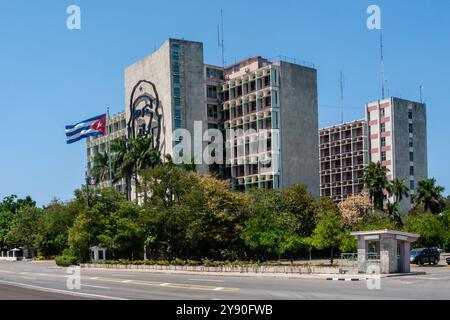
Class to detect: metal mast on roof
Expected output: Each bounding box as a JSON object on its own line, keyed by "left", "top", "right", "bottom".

{"left": 419, "top": 85, "right": 424, "bottom": 103}
{"left": 380, "top": 31, "right": 386, "bottom": 99}
{"left": 218, "top": 9, "right": 225, "bottom": 68}
{"left": 340, "top": 71, "right": 345, "bottom": 123}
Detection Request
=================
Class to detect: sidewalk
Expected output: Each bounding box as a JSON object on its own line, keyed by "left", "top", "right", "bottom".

{"left": 80, "top": 265, "right": 426, "bottom": 281}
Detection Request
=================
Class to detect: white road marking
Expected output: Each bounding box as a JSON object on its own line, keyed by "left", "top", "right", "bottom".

{"left": 213, "top": 287, "right": 223, "bottom": 291}
{"left": 82, "top": 284, "right": 111, "bottom": 289}
{"left": 188, "top": 279, "right": 225, "bottom": 283}
{"left": 90, "top": 277, "right": 99, "bottom": 280}
{"left": 0, "top": 280, "right": 127, "bottom": 300}
{"left": 121, "top": 280, "right": 132, "bottom": 283}
{"left": 159, "top": 283, "right": 170, "bottom": 286}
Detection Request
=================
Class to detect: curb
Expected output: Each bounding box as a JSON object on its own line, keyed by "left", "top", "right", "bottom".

{"left": 326, "top": 277, "right": 361, "bottom": 281}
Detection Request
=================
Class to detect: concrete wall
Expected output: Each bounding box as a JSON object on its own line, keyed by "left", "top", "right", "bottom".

{"left": 125, "top": 39, "right": 173, "bottom": 156}
{"left": 392, "top": 98, "right": 428, "bottom": 213}
{"left": 124, "top": 39, "right": 208, "bottom": 200}
{"left": 81, "top": 263, "right": 351, "bottom": 275}
{"left": 278, "top": 62, "right": 319, "bottom": 197}
{"left": 179, "top": 40, "right": 208, "bottom": 173}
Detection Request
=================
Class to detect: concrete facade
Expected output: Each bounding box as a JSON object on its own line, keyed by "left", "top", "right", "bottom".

{"left": 221, "top": 58, "right": 319, "bottom": 196}
{"left": 87, "top": 38, "right": 320, "bottom": 199}
{"left": 86, "top": 112, "right": 127, "bottom": 192}
{"left": 319, "top": 120, "right": 369, "bottom": 201}
{"left": 278, "top": 62, "right": 319, "bottom": 196}
{"left": 366, "top": 97, "right": 428, "bottom": 212}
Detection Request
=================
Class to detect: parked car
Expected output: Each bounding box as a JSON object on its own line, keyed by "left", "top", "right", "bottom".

{"left": 446, "top": 257, "right": 450, "bottom": 265}
{"left": 410, "top": 248, "right": 440, "bottom": 265}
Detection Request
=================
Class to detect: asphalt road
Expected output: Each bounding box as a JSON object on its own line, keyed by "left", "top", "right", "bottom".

{"left": 0, "top": 261, "right": 449, "bottom": 300}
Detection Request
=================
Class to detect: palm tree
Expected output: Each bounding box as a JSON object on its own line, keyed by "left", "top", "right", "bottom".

{"left": 387, "top": 201, "right": 403, "bottom": 227}
{"left": 111, "top": 138, "right": 134, "bottom": 201}
{"left": 413, "top": 178, "right": 446, "bottom": 214}
{"left": 92, "top": 152, "right": 111, "bottom": 185}
{"left": 389, "top": 178, "right": 410, "bottom": 204}
{"left": 128, "top": 135, "right": 161, "bottom": 201}
{"left": 363, "top": 162, "right": 390, "bottom": 210}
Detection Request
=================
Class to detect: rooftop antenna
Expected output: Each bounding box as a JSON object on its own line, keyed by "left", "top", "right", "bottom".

{"left": 380, "top": 31, "right": 386, "bottom": 99}
{"left": 419, "top": 85, "right": 424, "bottom": 103}
{"left": 218, "top": 9, "right": 225, "bottom": 68}
{"left": 340, "top": 71, "right": 345, "bottom": 123}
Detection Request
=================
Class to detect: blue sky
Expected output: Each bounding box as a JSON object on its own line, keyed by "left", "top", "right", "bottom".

{"left": 0, "top": 0, "right": 449, "bottom": 205}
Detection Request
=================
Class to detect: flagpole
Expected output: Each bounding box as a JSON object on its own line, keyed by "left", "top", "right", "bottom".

{"left": 107, "top": 107, "right": 113, "bottom": 188}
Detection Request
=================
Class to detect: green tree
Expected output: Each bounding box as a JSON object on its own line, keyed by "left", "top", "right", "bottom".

{"left": 387, "top": 201, "right": 403, "bottom": 227}
{"left": 111, "top": 138, "right": 134, "bottom": 201}
{"left": 128, "top": 135, "right": 161, "bottom": 201}
{"left": 0, "top": 210, "right": 13, "bottom": 250}
{"left": 389, "top": 178, "right": 409, "bottom": 204}
{"left": 413, "top": 178, "right": 446, "bottom": 214}
{"left": 307, "top": 210, "right": 342, "bottom": 265}
{"left": 363, "top": 162, "right": 390, "bottom": 210}
{"left": 403, "top": 213, "right": 446, "bottom": 248}
{"left": 68, "top": 188, "right": 141, "bottom": 261}
{"left": 6, "top": 206, "right": 43, "bottom": 249}
{"left": 34, "top": 200, "right": 77, "bottom": 258}
{"left": 92, "top": 152, "right": 111, "bottom": 185}
{"left": 281, "top": 185, "right": 318, "bottom": 238}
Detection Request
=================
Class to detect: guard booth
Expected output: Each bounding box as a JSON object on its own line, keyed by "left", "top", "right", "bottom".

{"left": 351, "top": 230, "right": 420, "bottom": 274}
{"left": 89, "top": 246, "right": 107, "bottom": 262}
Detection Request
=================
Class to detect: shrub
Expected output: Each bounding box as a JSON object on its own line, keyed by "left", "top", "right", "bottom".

{"left": 55, "top": 255, "right": 79, "bottom": 267}
{"left": 170, "top": 258, "right": 186, "bottom": 266}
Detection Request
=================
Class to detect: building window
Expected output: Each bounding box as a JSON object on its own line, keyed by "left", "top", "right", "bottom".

{"left": 380, "top": 123, "right": 386, "bottom": 133}
{"left": 174, "top": 109, "right": 182, "bottom": 119}
{"left": 171, "top": 44, "right": 180, "bottom": 62}
{"left": 410, "top": 166, "right": 414, "bottom": 176}
{"left": 409, "top": 152, "right": 414, "bottom": 162}
{"left": 380, "top": 108, "right": 385, "bottom": 118}
{"left": 409, "top": 138, "right": 414, "bottom": 148}
{"left": 207, "top": 85, "right": 218, "bottom": 99}
{"left": 174, "top": 119, "right": 182, "bottom": 129}
{"left": 173, "top": 64, "right": 180, "bottom": 74}
{"left": 207, "top": 104, "right": 218, "bottom": 119}
{"left": 272, "top": 111, "right": 279, "bottom": 129}
{"left": 174, "top": 97, "right": 181, "bottom": 107}
{"left": 409, "top": 123, "right": 413, "bottom": 134}
{"left": 174, "top": 87, "right": 181, "bottom": 97}
{"left": 173, "top": 75, "right": 180, "bottom": 84}
{"left": 410, "top": 180, "right": 415, "bottom": 190}
{"left": 381, "top": 152, "right": 387, "bottom": 161}
{"left": 381, "top": 137, "right": 386, "bottom": 147}
{"left": 206, "top": 68, "right": 224, "bottom": 80}
{"left": 408, "top": 110, "right": 413, "bottom": 119}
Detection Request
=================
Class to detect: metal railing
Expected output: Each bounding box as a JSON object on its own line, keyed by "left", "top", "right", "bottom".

{"left": 366, "top": 253, "right": 381, "bottom": 260}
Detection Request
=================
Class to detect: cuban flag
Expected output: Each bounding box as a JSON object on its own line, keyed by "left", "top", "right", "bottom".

{"left": 65, "top": 114, "right": 106, "bottom": 144}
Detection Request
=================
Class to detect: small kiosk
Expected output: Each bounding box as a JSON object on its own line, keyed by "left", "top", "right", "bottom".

{"left": 89, "top": 246, "right": 107, "bottom": 262}
{"left": 351, "top": 230, "right": 420, "bottom": 274}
